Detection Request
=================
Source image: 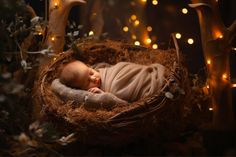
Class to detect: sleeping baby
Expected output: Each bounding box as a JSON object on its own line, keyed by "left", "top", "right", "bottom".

{"left": 59, "top": 60, "right": 166, "bottom": 102}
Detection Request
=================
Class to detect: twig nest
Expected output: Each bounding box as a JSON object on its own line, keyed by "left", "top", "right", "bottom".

{"left": 33, "top": 39, "right": 189, "bottom": 145}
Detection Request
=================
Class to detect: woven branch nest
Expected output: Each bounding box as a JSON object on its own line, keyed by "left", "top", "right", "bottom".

{"left": 34, "top": 39, "right": 189, "bottom": 146}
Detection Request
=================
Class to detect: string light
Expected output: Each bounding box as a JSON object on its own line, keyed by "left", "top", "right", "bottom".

{"left": 89, "top": 31, "right": 94, "bottom": 36}
{"left": 175, "top": 33, "right": 181, "bottom": 39}
{"left": 54, "top": 2, "right": 59, "bottom": 9}
{"left": 132, "top": 35, "right": 137, "bottom": 40}
{"left": 207, "top": 59, "right": 211, "bottom": 65}
{"left": 134, "top": 20, "right": 140, "bottom": 26}
{"left": 232, "top": 84, "right": 236, "bottom": 88}
{"left": 182, "top": 8, "right": 188, "bottom": 14}
{"left": 131, "top": 15, "right": 137, "bottom": 21}
{"left": 123, "top": 26, "right": 129, "bottom": 32}
{"left": 209, "top": 107, "right": 213, "bottom": 111}
{"left": 152, "top": 44, "right": 158, "bottom": 49}
{"left": 187, "top": 38, "right": 194, "bottom": 44}
{"left": 152, "top": 0, "right": 158, "bottom": 5}
{"left": 145, "top": 38, "right": 152, "bottom": 44}
{"left": 134, "top": 41, "right": 140, "bottom": 46}
{"left": 222, "top": 73, "right": 227, "bottom": 80}
{"left": 214, "top": 31, "right": 223, "bottom": 39}
{"left": 141, "top": 0, "right": 147, "bottom": 3}
{"left": 147, "top": 26, "right": 152, "bottom": 32}
{"left": 232, "top": 47, "right": 236, "bottom": 51}
{"left": 51, "top": 36, "right": 55, "bottom": 41}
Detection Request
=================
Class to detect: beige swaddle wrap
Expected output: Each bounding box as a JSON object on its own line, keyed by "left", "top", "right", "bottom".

{"left": 98, "top": 62, "right": 166, "bottom": 102}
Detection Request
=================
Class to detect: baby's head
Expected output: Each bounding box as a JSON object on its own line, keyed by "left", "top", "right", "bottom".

{"left": 59, "top": 61, "right": 101, "bottom": 90}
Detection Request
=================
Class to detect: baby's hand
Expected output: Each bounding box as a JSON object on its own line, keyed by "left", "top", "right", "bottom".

{"left": 88, "top": 87, "right": 104, "bottom": 93}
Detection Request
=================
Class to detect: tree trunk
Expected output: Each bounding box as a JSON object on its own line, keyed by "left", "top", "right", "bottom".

{"left": 190, "top": 0, "right": 236, "bottom": 130}
{"left": 46, "top": 0, "right": 85, "bottom": 53}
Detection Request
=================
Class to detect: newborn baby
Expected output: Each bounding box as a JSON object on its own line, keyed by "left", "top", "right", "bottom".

{"left": 59, "top": 60, "right": 166, "bottom": 102}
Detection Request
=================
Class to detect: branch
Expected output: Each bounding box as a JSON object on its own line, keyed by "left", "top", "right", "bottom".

{"left": 228, "top": 19, "right": 236, "bottom": 42}
{"left": 188, "top": 3, "right": 211, "bottom": 9}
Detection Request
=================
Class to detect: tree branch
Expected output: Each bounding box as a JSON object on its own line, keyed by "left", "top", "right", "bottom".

{"left": 228, "top": 19, "right": 236, "bottom": 42}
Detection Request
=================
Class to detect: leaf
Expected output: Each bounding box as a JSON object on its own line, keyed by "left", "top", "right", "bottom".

{"left": 165, "top": 92, "right": 174, "bottom": 99}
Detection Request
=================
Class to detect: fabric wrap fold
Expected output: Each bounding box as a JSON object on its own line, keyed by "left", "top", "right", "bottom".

{"left": 98, "top": 62, "right": 166, "bottom": 102}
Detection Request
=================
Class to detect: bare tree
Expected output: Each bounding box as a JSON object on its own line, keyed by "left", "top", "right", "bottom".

{"left": 190, "top": 0, "right": 236, "bottom": 130}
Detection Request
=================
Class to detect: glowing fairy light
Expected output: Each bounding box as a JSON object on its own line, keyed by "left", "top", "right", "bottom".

{"left": 141, "top": 0, "right": 147, "bottom": 3}
{"left": 175, "top": 33, "right": 181, "bottom": 39}
{"left": 152, "top": 0, "right": 158, "bottom": 5}
{"left": 222, "top": 73, "right": 227, "bottom": 80}
{"left": 187, "top": 38, "right": 194, "bottom": 44}
{"left": 123, "top": 26, "right": 129, "bottom": 32}
{"left": 209, "top": 107, "right": 213, "bottom": 111}
{"left": 147, "top": 26, "right": 152, "bottom": 32}
{"left": 206, "top": 84, "right": 210, "bottom": 89}
{"left": 54, "top": 1, "right": 59, "bottom": 9}
{"left": 89, "top": 31, "right": 94, "bottom": 36}
{"left": 134, "top": 41, "right": 140, "bottom": 46}
{"left": 132, "top": 35, "right": 137, "bottom": 40}
{"left": 232, "top": 84, "right": 236, "bottom": 88}
{"left": 131, "top": 15, "right": 137, "bottom": 21}
{"left": 134, "top": 20, "right": 140, "bottom": 26}
{"left": 207, "top": 59, "right": 211, "bottom": 65}
{"left": 145, "top": 38, "right": 152, "bottom": 44}
{"left": 152, "top": 44, "right": 158, "bottom": 49}
{"left": 182, "top": 8, "right": 188, "bottom": 14}
{"left": 232, "top": 47, "right": 236, "bottom": 51}
{"left": 214, "top": 31, "right": 223, "bottom": 39}
{"left": 51, "top": 36, "right": 55, "bottom": 41}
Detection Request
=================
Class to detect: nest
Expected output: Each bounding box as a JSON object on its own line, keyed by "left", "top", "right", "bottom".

{"left": 34, "top": 39, "right": 189, "bottom": 146}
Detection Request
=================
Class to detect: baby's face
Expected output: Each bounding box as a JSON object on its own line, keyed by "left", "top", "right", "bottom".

{"left": 74, "top": 62, "right": 101, "bottom": 90}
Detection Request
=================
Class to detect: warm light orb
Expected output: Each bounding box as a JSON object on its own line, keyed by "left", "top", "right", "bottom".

{"left": 206, "top": 84, "right": 210, "bottom": 89}
{"left": 175, "top": 33, "right": 181, "bottom": 39}
{"left": 147, "top": 26, "right": 152, "bottom": 32}
{"left": 214, "top": 31, "right": 223, "bottom": 39}
{"left": 54, "top": 2, "right": 58, "bottom": 8}
{"left": 146, "top": 38, "right": 152, "bottom": 44}
{"left": 134, "top": 20, "right": 140, "bottom": 26}
{"left": 232, "top": 84, "right": 236, "bottom": 88}
{"left": 187, "top": 38, "right": 194, "bottom": 44}
{"left": 89, "top": 31, "right": 94, "bottom": 36}
{"left": 222, "top": 73, "right": 227, "bottom": 80}
{"left": 123, "top": 26, "right": 129, "bottom": 32}
{"left": 232, "top": 47, "right": 236, "bottom": 51}
{"left": 182, "top": 8, "right": 188, "bottom": 14}
{"left": 152, "top": 44, "right": 158, "bottom": 49}
{"left": 131, "top": 15, "right": 137, "bottom": 21}
{"left": 152, "top": 0, "right": 158, "bottom": 5}
{"left": 134, "top": 41, "right": 140, "bottom": 46}
{"left": 141, "top": 0, "right": 147, "bottom": 2}
{"left": 132, "top": 35, "right": 137, "bottom": 40}
{"left": 51, "top": 36, "right": 55, "bottom": 41}
{"left": 209, "top": 107, "right": 213, "bottom": 111}
{"left": 207, "top": 59, "right": 211, "bottom": 65}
